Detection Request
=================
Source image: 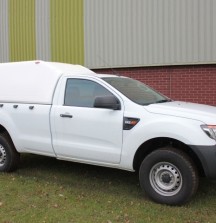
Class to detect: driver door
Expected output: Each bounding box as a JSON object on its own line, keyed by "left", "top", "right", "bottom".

{"left": 51, "top": 77, "right": 123, "bottom": 164}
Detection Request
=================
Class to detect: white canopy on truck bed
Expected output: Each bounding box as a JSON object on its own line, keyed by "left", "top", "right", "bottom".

{"left": 0, "top": 61, "right": 95, "bottom": 104}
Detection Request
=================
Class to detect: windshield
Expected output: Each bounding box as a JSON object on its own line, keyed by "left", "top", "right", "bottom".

{"left": 102, "top": 77, "right": 170, "bottom": 105}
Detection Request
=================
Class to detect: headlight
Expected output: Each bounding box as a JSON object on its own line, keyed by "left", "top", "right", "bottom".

{"left": 201, "top": 125, "right": 216, "bottom": 140}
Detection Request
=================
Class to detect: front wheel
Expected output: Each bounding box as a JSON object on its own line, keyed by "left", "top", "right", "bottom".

{"left": 139, "top": 147, "right": 199, "bottom": 205}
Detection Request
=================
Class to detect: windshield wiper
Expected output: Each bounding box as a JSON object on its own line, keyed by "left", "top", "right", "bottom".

{"left": 140, "top": 99, "right": 172, "bottom": 106}
{"left": 154, "top": 99, "right": 172, "bottom": 104}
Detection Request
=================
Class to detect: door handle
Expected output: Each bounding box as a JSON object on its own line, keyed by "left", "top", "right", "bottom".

{"left": 60, "top": 114, "right": 73, "bottom": 118}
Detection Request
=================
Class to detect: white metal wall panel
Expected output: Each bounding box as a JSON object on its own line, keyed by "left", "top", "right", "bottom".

{"left": 35, "top": 0, "right": 51, "bottom": 61}
{"left": 0, "top": 0, "right": 9, "bottom": 63}
{"left": 84, "top": 0, "right": 216, "bottom": 69}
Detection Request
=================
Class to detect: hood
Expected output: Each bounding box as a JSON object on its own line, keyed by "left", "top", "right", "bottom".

{"left": 145, "top": 101, "right": 216, "bottom": 124}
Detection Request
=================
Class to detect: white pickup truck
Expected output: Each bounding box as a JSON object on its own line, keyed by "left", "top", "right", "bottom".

{"left": 0, "top": 61, "right": 216, "bottom": 205}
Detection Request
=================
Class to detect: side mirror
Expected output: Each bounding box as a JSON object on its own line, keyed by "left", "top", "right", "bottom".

{"left": 94, "top": 95, "right": 121, "bottom": 110}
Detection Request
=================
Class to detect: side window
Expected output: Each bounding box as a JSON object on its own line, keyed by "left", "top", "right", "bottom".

{"left": 64, "top": 79, "right": 113, "bottom": 107}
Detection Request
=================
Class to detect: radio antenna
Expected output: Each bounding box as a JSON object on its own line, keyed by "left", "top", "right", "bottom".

{"left": 97, "top": 55, "right": 120, "bottom": 76}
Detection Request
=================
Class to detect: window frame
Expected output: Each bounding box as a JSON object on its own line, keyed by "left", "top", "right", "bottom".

{"left": 63, "top": 78, "right": 119, "bottom": 108}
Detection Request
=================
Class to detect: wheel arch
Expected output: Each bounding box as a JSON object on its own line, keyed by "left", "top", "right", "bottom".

{"left": 0, "top": 124, "right": 20, "bottom": 172}
{"left": 0, "top": 124, "right": 15, "bottom": 146}
{"left": 0, "top": 124, "right": 9, "bottom": 134}
{"left": 133, "top": 137, "right": 205, "bottom": 177}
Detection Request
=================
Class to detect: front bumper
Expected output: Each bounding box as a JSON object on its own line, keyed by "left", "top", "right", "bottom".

{"left": 190, "top": 144, "right": 216, "bottom": 178}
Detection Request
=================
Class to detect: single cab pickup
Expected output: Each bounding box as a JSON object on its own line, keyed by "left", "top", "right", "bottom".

{"left": 1, "top": 61, "right": 216, "bottom": 205}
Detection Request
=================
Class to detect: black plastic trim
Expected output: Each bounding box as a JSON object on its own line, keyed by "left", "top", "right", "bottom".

{"left": 123, "top": 117, "right": 140, "bottom": 130}
{"left": 189, "top": 144, "right": 216, "bottom": 178}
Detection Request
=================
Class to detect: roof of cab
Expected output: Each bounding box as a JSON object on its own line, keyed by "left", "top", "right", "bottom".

{"left": 0, "top": 60, "right": 95, "bottom": 104}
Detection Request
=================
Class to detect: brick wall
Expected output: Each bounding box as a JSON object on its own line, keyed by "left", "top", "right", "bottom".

{"left": 93, "top": 64, "right": 216, "bottom": 106}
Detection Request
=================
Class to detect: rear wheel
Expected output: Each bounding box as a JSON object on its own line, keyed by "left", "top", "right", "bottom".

{"left": 139, "top": 147, "right": 198, "bottom": 205}
{"left": 0, "top": 133, "right": 20, "bottom": 172}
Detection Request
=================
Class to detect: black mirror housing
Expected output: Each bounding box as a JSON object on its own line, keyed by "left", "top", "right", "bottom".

{"left": 94, "top": 95, "right": 121, "bottom": 110}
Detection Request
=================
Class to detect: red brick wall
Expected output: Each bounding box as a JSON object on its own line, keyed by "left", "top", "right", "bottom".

{"left": 93, "top": 64, "right": 216, "bottom": 106}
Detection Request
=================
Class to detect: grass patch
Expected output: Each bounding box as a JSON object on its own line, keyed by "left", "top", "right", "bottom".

{"left": 1, "top": 154, "right": 216, "bottom": 223}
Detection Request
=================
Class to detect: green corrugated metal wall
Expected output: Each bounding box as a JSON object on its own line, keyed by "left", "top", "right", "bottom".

{"left": 7, "top": 0, "right": 84, "bottom": 64}
{"left": 2, "top": 0, "right": 216, "bottom": 68}
{"left": 9, "top": 0, "right": 36, "bottom": 61}
{"left": 50, "top": 0, "right": 84, "bottom": 64}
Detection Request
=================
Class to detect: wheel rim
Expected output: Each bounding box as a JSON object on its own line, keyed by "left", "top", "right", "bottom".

{"left": 0, "top": 144, "right": 6, "bottom": 167}
{"left": 149, "top": 162, "right": 183, "bottom": 196}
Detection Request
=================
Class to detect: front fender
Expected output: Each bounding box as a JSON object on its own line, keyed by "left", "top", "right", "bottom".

{"left": 120, "top": 113, "right": 215, "bottom": 170}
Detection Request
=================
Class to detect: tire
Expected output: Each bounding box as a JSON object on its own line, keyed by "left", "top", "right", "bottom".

{"left": 0, "top": 132, "right": 20, "bottom": 172}
{"left": 139, "top": 147, "right": 199, "bottom": 205}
